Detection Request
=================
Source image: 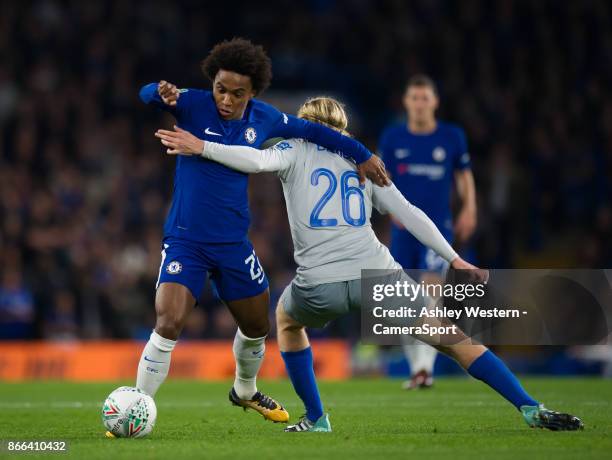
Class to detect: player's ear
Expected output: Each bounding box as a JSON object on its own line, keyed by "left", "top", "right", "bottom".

{"left": 245, "top": 78, "right": 256, "bottom": 99}
{"left": 402, "top": 91, "right": 410, "bottom": 110}
{"left": 432, "top": 95, "right": 440, "bottom": 111}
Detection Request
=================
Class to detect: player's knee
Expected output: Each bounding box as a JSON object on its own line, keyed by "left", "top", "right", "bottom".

{"left": 276, "top": 308, "right": 303, "bottom": 335}
{"left": 435, "top": 344, "right": 457, "bottom": 361}
{"left": 275, "top": 304, "right": 290, "bottom": 331}
{"left": 275, "top": 303, "right": 285, "bottom": 323}
{"left": 154, "top": 318, "right": 182, "bottom": 340}
{"left": 281, "top": 323, "right": 305, "bottom": 337}
{"left": 437, "top": 344, "right": 487, "bottom": 369}
{"left": 239, "top": 318, "right": 270, "bottom": 339}
{"left": 155, "top": 304, "right": 187, "bottom": 339}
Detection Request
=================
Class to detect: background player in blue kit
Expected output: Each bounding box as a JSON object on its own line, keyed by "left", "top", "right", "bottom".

{"left": 135, "top": 38, "right": 389, "bottom": 424}
{"left": 378, "top": 75, "right": 477, "bottom": 390}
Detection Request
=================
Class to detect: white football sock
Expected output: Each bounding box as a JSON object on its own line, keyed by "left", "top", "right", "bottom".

{"left": 136, "top": 330, "right": 176, "bottom": 397}
{"left": 402, "top": 337, "right": 437, "bottom": 375}
{"left": 232, "top": 328, "right": 266, "bottom": 400}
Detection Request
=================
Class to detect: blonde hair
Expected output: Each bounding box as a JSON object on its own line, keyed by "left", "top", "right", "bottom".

{"left": 297, "top": 97, "right": 349, "bottom": 136}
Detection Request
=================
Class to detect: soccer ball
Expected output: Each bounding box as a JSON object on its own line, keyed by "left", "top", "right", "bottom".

{"left": 102, "top": 386, "right": 157, "bottom": 438}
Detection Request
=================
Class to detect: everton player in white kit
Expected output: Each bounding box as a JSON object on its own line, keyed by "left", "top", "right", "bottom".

{"left": 378, "top": 75, "right": 478, "bottom": 390}
{"left": 133, "top": 38, "right": 389, "bottom": 430}
{"left": 155, "top": 97, "right": 582, "bottom": 433}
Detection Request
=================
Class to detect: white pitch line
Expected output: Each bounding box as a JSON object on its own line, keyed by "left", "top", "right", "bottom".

{"left": 0, "top": 401, "right": 218, "bottom": 409}
{"left": 0, "top": 400, "right": 607, "bottom": 410}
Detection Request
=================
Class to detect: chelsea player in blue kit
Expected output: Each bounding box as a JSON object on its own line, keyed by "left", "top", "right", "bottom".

{"left": 156, "top": 96, "right": 583, "bottom": 433}
{"left": 379, "top": 75, "right": 477, "bottom": 390}
{"left": 133, "top": 38, "right": 389, "bottom": 425}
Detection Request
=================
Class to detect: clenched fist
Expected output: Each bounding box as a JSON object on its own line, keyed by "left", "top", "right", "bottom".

{"left": 358, "top": 155, "right": 391, "bottom": 187}
{"left": 158, "top": 80, "right": 180, "bottom": 106}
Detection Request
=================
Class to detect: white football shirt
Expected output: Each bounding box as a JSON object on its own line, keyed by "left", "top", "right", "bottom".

{"left": 202, "top": 139, "right": 457, "bottom": 286}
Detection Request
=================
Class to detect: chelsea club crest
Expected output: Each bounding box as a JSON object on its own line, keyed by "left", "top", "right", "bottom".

{"left": 244, "top": 127, "right": 257, "bottom": 144}
{"left": 166, "top": 261, "right": 182, "bottom": 274}
{"left": 432, "top": 147, "right": 446, "bottom": 162}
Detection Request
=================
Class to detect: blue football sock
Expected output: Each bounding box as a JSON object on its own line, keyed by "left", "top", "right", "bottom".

{"left": 281, "top": 347, "right": 324, "bottom": 422}
{"left": 467, "top": 350, "right": 539, "bottom": 410}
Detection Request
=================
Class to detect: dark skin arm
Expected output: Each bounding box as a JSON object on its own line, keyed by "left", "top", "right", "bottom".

{"left": 358, "top": 155, "right": 390, "bottom": 186}
{"left": 156, "top": 79, "right": 390, "bottom": 186}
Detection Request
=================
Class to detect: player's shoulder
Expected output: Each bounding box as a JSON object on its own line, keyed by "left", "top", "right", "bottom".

{"left": 274, "top": 138, "right": 304, "bottom": 151}
{"left": 272, "top": 138, "right": 307, "bottom": 181}
{"left": 437, "top": 121, "right": 466, "bottom": 139}
{"left": 285, "top": 138, "right": 352, "bottom": 164}
{"left": 263, "top": 137, "right": 307, "bottom": 156}
{"left": 179, "top": 88, "right": 210, "bottom": 100}
{"left": 381, "top": 122, "right": 406, "bottom": 139}
{"left": 250, "top": 98, "right": 283, "bottom": 123}
{"left": 177, "top": 88, "right": 212, "bottom": 111}
{"left": 378, "top": 123, "right": 406, "bottom": 154}
{"left": 438, "top": 121, "right": 470, "bottom": 160}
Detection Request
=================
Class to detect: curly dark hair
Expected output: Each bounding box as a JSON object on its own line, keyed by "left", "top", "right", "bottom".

{"left": 201, "top": 38, "right": 272, "bottom": 95}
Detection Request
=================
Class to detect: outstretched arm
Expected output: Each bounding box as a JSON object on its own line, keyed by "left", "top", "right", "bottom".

{"left": 454, "top": 169, "right": 477, "bottom": 242}
{"left": 452, "top": 127, "right": 477, "bottom": 243}
{"left": 139, "top": 81, "right": 181, "bottom": 112}
{"left": 372, "top": 183, "right": 459, "bottom": 264}
{"left": 155, "top": 126, "right": 295, "bottom": 173}
{"left": 270, "top": 114, "right": 389, "bottom": 186}
{"left": 203, "top": 142, "right": 294, "bottom": 173}
{"left": 372, "top": 183, "right": 486, "bottom": 275}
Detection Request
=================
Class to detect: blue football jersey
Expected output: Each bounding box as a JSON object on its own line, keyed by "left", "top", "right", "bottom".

{"left": 140, "top": 83, "right": 372, "bottom": 243}
{"left": 378, "top": 121, "right": 471, "bottom": 237}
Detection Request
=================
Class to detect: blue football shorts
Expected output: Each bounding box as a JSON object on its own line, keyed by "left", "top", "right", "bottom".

{"left": 155, "top": 237, "right": 269, "bottom": 302}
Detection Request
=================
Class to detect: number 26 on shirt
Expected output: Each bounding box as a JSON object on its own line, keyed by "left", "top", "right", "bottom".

{"left": 310, "top": 168, "right": 366, "bottom": 227}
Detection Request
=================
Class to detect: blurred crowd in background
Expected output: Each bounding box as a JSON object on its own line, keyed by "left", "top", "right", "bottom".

{"left": 0, "top": 0, "right": 610, "bottom": 344}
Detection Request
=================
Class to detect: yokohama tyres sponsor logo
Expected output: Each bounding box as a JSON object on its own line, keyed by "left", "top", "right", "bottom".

{"left": 397, "top": 163, "right": 445, "bottom": 179}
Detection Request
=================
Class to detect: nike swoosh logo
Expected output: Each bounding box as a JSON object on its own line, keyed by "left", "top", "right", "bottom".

{"left": 144, "top": 356, "right": 165, "bottom": 364}
{"left": 252, "top": 350, "right": 263, "bottom": 356}
{"left": 204, "top": 127, "right": 222, "bottom": 136}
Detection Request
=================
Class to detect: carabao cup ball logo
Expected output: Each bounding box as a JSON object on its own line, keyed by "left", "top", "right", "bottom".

{"left": 166, "top": 261, "right": 182, "bottom": 274}
{"left": 245, "top": 127, "right": 257, "bottom": 144}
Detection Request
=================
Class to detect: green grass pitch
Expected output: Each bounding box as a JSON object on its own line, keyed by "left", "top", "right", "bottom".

{"left": 1, "top": 378, "right": 610, "bottom": 459}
